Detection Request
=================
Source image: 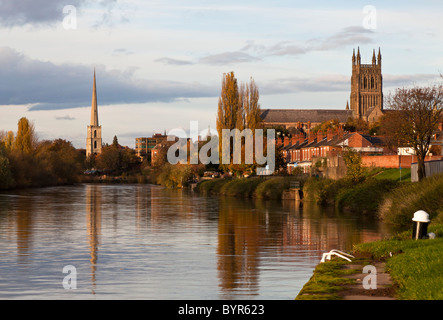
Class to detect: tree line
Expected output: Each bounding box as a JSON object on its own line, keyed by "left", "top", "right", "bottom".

{"left": 0, "top": 117, "right": 84, "bottom": 189}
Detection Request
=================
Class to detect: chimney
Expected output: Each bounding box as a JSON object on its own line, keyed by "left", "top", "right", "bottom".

{"left": 337, "top": 125, "right": 344, "bottom": 139}
{"left": 327, "top": 128, "right": 334, "bottom": 141}
{"left": 298, "top": 133, "right": 305, "bottom": 144}
{"left": 284, "top": 136, "right": 290, "bottom": 146}
{"left": 308, "top": 133, "right": 315, "bottom": 144}
{"left": 317, "top": 130, "right": 324, "bottom": 143}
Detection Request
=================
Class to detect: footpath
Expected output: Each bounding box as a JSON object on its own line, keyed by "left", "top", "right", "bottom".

{"left": 337, "top": 260, "right": 396, "bottom": 300}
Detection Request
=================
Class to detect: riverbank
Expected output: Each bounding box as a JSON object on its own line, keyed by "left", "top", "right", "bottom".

{"left": 194, "top": 176, "right": 294, "bottom": 200}
{"left": 296, "top": 224, "right": 443, "bottom": 300}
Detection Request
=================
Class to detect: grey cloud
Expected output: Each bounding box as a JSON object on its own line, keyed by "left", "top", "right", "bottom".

{"left": 0, "top": 0, "right": 122, "bottom": 27}
{"left": 244, "top": 26, "right": 374, "bottom": 57}
{"left": 261, "top": 75, "right": 349, "bottom": 95}
{"left": 155, "top": 57, "right": 194, "bottom": 66}
{"left": 0, "top": 47, "right": 217, "bottom": 111}
{"left": 0, "top": 0, "right": 86, "bottom": 26}
{"left": 198, "top": 51, "right": 260, "bottom": 65}
{"left": 55, "top": 115, "right": 76, "bottom": 120}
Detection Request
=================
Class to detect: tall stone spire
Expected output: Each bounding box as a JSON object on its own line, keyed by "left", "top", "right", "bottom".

{"left": 90, "top": 68, "right": 99, "bottom": 126}
{"left": 86, "top": 68, "right": 102, "bottom": 158}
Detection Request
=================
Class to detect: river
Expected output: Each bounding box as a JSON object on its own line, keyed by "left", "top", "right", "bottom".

{"left": 0, "top": 183, "right": 394, "bottom": 300}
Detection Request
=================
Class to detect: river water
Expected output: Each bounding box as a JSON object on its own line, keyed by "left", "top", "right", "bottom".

{"left": 0, "top": 183, "right": 393, "bottom": 300}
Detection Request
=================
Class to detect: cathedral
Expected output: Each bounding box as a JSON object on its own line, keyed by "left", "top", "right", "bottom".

{"left": 86, "top": 69, "right": 102, "bottom": 158}
{"left": 261, "top": 47, "right": 384, "bottom": 130}
{"left": 349, "top": 47, "right": 383, "bottom": 122}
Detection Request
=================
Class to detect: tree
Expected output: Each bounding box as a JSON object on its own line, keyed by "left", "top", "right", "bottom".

{"left": 14, "top": 117, "right": 37, "bottom": 153}
{"left": 216, "top": 71, "right": 240, "bottom": 136}
{"left": 112, "top": 135, "right": 119, "bottom": 147}
{"left": 343, "top": 148, "right": 366, "bottom": 183}
{"left": 382, "top": 84, "right": 443, "bottom": 181}
{"left": 216, "top": 72, "right": 264, "bottom": 174}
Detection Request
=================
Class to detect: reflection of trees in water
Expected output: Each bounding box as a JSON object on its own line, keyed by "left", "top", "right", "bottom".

{"left": 216, "top": 197, "right": 389, "bottom": 296}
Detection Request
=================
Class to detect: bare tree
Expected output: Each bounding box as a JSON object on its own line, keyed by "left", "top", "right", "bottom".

{"left": 382, "top": 83, "right": 443, "bottom": 181}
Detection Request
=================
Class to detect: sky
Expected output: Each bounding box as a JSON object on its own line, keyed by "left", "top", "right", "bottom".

{"left": 0, "top": 0, "right": 442, "bottom": 149}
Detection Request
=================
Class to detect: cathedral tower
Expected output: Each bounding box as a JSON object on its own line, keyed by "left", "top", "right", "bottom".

{"left": 86, "top": 69, "right": 102, "bottom": 158}
{"left": 350, "top": 47, "right": 383, "bottom": 122}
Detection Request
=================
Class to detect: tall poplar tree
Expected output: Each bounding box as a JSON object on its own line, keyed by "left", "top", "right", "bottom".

{"left": 14, "top": 117, "right": 36, "bottom": 153}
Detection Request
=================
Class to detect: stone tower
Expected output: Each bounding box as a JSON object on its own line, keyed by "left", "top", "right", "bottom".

{"left": 86, "top": 69, "right": 102, "bottom": 158}
{"left": 350, "top": 47, "right": 383, "bottom": 122}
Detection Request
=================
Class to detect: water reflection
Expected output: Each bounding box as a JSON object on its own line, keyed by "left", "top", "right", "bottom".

{"left": 0, "top": 184, "right": 394, "bottom": 299}
{"left": 85, "top": 184, "right": 102, "bottom": 295}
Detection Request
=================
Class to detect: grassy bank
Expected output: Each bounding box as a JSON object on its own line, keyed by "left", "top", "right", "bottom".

{"left": 302, "top": 176, "right": 399, "bottom": 214}
{"left": 355, "top": 224, "right": 443, "bottom": 300}
{"left": 195, "top": 176, "right": 293, "bottom": 200}
{"left": 297, "top": 224, "right": 443, "bottom": 300}
{"left": 302, "top": 171, "right": 443, "bottom": 223}
{"left": 378, "top": 173, "right": 443, "bottom": 227}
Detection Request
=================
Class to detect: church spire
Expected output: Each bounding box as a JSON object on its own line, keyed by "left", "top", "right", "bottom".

{"left": 377, "top": 47, "right": 382, "bottom": 66}
{"left": 372, "top": 49, "right": 376, "bottom": 64}
{"left": 90, "top": 68, "right": 99, "bottom": 126}
{"left": 356, "top": 47, "right": 361, "bottom": 65}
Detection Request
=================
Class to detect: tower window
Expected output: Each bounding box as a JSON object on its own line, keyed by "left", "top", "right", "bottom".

{"left": 94, "top": 130, "right": 97, "bottom": 138}
{"left": 94, "top": 141, "right": 97, "bottom": 149}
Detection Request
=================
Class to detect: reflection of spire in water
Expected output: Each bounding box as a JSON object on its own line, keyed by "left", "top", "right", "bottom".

{"left": 86, "top": 185, "right": 102, "bottom": 295}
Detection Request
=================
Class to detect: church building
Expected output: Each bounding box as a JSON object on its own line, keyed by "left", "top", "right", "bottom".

{"left": 349, "top": 47, "right": 383, "bottom": 122}
{"left": 261, "top": 48, "right": 384, "bottom": 130}
{"left": 86, "top": 69, "right": 102, "bottom": 158}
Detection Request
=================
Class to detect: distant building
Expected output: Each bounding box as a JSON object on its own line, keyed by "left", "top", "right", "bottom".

{"left": 135, "top": 133, "right": 167, "bottom": 160}
{"left": 261, "top": 48, "right": 384, "bottom": 130}
{"left": 261, "top": 109, "right": 353, "bottom": 132}
{"left": 86, "top": 69, "right": 102, "bottom": 158}
{"left": 350, "top": 47, "right": 383, "bottom": 122}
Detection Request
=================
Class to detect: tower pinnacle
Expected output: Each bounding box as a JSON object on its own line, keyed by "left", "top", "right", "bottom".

{"left": 91, "top": 68, "right": 99, "bottom": 126}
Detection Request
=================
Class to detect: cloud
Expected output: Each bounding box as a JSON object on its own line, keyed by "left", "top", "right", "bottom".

{"left": 244, "top": 26, "right": 375, "bottom": 57}
{"left": 198, "top": 51, "right": 260, "bottom": 65}
{"left": 55, "top": 115, "right": 76, "bottom": 121}
{"left": 261, "top": 75, "right": 350, "bottom": 95}
{"left": 155, "top": 57, "right": 194, "bottom": 66}
{"left": 0, "top": 0, "right": 86, "bottom": 27}
{"left": 0, "top": 47, "right": 218, "bottom": 111}
{"left": 0, "top": 0, "right": 125, "bottom": 27}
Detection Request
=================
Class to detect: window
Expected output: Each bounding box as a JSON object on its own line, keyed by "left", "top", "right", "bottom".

{"left": 94, "top": 130, "right": 97, "bottom": 138}
{"left": 94, "top": 141, "right": 97, "bottom": 149}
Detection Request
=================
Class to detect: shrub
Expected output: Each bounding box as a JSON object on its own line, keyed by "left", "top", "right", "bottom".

{"left": 254, "top": 177, "right": 291, "bottom": 200}
{"left": 378, "top": 173, "right": 443, "bottom": 227}
{"left": 335, "top": 178, "right": 398, "bottom": 213}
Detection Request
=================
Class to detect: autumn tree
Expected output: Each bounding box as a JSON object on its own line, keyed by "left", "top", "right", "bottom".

{"left": 14, "top": 117, "right": 37, "bottom": 153}
{"left": 343, "top": 148, "right": 366, "bottom": 183}
{"left": 216, "top": 72, "right": 264, "bottom": 174}
{"left": 381, "top": 83, "right": 443, "bottom": 181}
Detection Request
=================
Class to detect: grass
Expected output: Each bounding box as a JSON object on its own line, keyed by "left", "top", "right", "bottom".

{"left": 195, "top": 176, "right": 293, "bottom": 200}
{"left": 378, "top": 173, "right": 443, "bottom": 227}
{"left": 296, "top": 259, "right": 358, "bottom": 300}
{"left": 298, "top": 225, "right": 443, "bottom": 300}
{"left": 354, "top": 224, "right": 443, "bottom": 300}
{"left": 372, "top": 168, "right": 411, "bottom": 182}
{"left": 219, "top": 177, "right": 263, "bottom": 197}
{"left": 335, "top": 178, "right": 398, "bottom": 213}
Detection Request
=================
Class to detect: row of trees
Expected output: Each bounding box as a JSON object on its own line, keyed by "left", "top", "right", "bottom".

{"left": 0, "top": 117, "right": 84, "bottom": 189}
